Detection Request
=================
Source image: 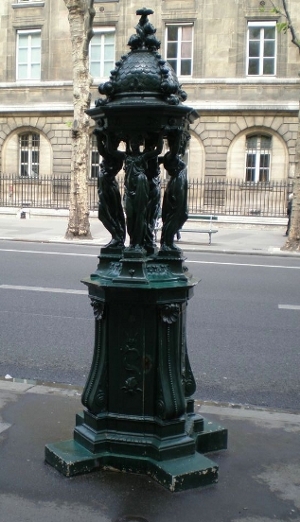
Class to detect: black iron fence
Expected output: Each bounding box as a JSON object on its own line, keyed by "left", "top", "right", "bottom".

{"left": 0, "top": 174, "right": 293, "bottom": 217}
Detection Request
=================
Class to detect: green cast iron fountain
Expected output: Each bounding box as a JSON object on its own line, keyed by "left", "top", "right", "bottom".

{"left": 45, "top": 8, "right": 227, "bottom": 492}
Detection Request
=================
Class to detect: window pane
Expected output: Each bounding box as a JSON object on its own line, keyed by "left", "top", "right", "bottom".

{"left": 182, "top": 26, "right": 192, "bottom": 40}
{"left": 103, "top": 62, "right": 113, "bottom": 76}
{"left": 264, "top": 41, "right": 275, "bottom": 58}
{"left": 181, "top": 59, "right": 192, "bottom": 75}
{"left": 21, "top": 150, "right": 28, "bottom": 162}
{"left": 31, "top": 64, "right": 41, "bottom": 79}
{"left": 31, "top": 33, "right": 41, "bottom": 46}
{"left": 167, "top": 42, "right": 177, "bottom": 59}
{"left": 259, "top": 170, "right": 268, "bottom": 182}
{"left": 32, "top": 134, "right": 40, "bottom": 146}
{"left": 248, "top": 59, "right": 259, "bottom": 75}
{"left": 31, "top": 165, "right": 39, "bottom": 176}
{"left": 167, "top": 26, "right": 178, "bottom": 42}
{"left": 168, "top": 59, "right": 177, "bottom": 74}
{"left": 246, "top": 170, "right": 255, "bottom": 182}
{"left": 264, "top": 27, "right": 275, "bottom": 39}
{"left": 31, "top": 47, "right": 41, "bottom": 62}
{"left": 91, "top": 165, "right": 99, "bottom": 178}
{"left": 18, "top": 65, "right": 28, "bottom": 79}
{"left": 181, "top": 42, "right": 192, "bottom": 58}
{"left": 92, "top": 151, "right": 99, "bottom": 162}
{"left": 247, "top": 136, "right": 258, "bottom": 149}
{"left": 18, "top": 49, "right": 28, "bottom": 62}
{"left": 92, "top": 34, "right": 101, "bottom": 45}
{"left": 263, "top": 58, "right": 274, "bottom": 74}
{"left": 104, "top": 44, "right": 115, "bottom": 61}
{"left": 249, "top": 41, "right": 260, "bottom": 58}
{"left": 18, "top": 34, "right": 28, "bottom": 46}
{"left": 105, "top": 33, "right": 115, "bottom": 45}
{"left": 246, "top": 153, "right": 256, "bottom": 167}
{"left": 21, "top": 135, "right": 29, "bottom": 146}
{"left": 91, "top": 44, "right": 101, "bottom": 61}
{"left": 249, "top": 28, "right": 260, "bottom": 39}
{"left": 260, "top": 154, "right": 270, "bottom": 168}
{"left": 21, "top": 165, "right": 28, "bottom": 176}
{"left": 90, "top": 63, "right": 100, "bottom": 77}
{"left": 260, "top": 136, "right": 271, "bottom": 149}
{"left": 32, "top": 151, "right": 39, "bottom": 163}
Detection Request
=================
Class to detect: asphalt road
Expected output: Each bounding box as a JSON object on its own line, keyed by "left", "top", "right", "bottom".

{"left": 0, "top": 240, "right": 299, "bottom": 411}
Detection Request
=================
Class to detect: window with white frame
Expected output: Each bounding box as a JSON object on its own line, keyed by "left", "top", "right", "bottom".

{"left": 18, "top": 0, "right": 42, "bottom": 3}
{"left": 165, "top": 24, "right": 193, "bottom": 76}
{"left": 245, "top": 135, "right": 271, "bottom": 182}
{"left": 90, "top": 28, "right": 115, "bottom": 78}
{"left": 17, "top": 30, "right": 41, "bottom": 80}
{"left": 247, "top": 21, "right": 276, "bottom": 76}
{"left": 19, "top": 133, "right": 40, "bottom": 177}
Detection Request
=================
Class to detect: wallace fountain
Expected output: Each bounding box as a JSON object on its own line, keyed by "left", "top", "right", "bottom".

{"left": 45, "top": 7, "right": 227, "bottom": 492}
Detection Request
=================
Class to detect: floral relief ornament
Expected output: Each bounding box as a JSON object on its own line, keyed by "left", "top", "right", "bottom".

{"left": 90, "top": 299, "right": 105, "bottom": 321}
{"left": 160, "top": 304, "right": 180, "bottom": 324}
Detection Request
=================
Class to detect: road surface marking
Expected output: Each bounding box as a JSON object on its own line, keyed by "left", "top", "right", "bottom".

{"left": 1, "top": 247, "right": 300, "bottom": 269}
{"left": 278, "top": 304, "right": 300, "bottom": 310}
{"left": 0, "top": 248, "right": 95, "bottom": 257}
{"left": 188, "top": 260, "right": 300, "bottom": 270}
{"left": 0, "top": 310, "right": 92, "bottom": 320}
{"left": 0, "top": 284, "right": 86, "bottom": 295}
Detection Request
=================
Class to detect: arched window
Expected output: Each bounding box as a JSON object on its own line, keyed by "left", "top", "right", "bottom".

{"left": 245, "top": 134, "right": 271, "bottom": 182}
{"left": 19, "top": 132, "right": 40, "bottom": 177}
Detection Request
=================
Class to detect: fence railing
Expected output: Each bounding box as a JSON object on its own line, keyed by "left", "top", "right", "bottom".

{"left": 0, "top": 174, "right": 293, "bottom": 217}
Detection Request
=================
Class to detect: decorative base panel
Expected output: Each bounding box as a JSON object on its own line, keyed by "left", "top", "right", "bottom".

{"left": 45, "top": 438, "right": 218, "bottom": 492}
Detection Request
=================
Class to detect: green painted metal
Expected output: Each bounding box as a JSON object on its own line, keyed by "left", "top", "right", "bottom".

{"left": 45, "top": 7, "right": 227, "bottom": 491}
{"left": 45, "top": 247, "right": 227, "bottom": 490}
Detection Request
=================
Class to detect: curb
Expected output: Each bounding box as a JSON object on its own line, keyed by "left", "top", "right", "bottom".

{"left": 1, "top": 378, "right": 300, "bottom": 420}
{"left": 0, "top": 236, "right": 299, "bottom": 257}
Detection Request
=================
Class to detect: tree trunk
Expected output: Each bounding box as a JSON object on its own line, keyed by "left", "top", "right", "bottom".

{"left": 268, "top": 0, "right": 300, "bottom": 250}
{"left": 282, "top": 105, "right": 300, "bottom": 251}
{"left": 64, "top": 0, "right": 95, "bottom": 239}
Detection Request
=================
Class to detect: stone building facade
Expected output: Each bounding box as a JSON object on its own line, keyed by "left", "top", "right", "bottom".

{"left": 0, "top": 0, "right": 299, "bottom": 183}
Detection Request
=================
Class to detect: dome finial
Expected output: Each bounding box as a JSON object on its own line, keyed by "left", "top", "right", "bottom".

{"left": 127, "top": 7, "right": 160, "bottom": 51}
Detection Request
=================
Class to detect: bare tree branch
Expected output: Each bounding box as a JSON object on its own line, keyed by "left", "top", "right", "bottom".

{"left": 269, "top": 0, "right": 300, "bottom": 50}
{"left": 282, "top": 0, "right": 300, "bottom": 49}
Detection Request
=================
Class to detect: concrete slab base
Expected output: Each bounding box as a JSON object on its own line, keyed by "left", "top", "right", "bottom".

{"left": 45, "top": 439, "right": 218, "bottom": 492}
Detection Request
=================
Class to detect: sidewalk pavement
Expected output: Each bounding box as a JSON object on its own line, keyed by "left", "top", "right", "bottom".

{"left": 1, "top": 212, "right": 300, "bottom": 521}
{"left": 0, "top": 211, "right": 299, "bottom": 257}
{"left": 0, "top": 379, "right": 300, "bottom": 522}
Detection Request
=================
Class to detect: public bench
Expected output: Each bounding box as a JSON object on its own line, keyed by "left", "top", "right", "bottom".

{"left": 155, "top": 215, "right": 218, "bottom": 245}
{"left": 179, "top": 215, "right": 218, "bottom": 245}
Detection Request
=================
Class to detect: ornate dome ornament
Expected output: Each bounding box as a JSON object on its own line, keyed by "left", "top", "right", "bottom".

{"left": 86, "top": 7, "right": 199, "bottom": 253}
{"left": 96, "top": 7, "right": 188, "bottom": 106}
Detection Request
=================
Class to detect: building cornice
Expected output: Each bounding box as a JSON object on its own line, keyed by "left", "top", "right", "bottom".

{"left": 1, "top": 78, "right": 299, "bottom": 89}
{"left": 0, "top": 81, "right": 73, "bottom": 89}
{"left": 0, "top": 103, "right": 73, "bottom": 113}
{"left": 12, "top": 2, "right": 45, "bottom": 8}
{"left": 0, "top": 101, "right": 298, "bottom": 114}
{"left": 190, "top": 101, "right": 300, "bottom": 112}
{"left": 180, "top": 77, "right": 300, "bottom": 86}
